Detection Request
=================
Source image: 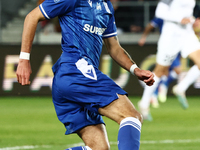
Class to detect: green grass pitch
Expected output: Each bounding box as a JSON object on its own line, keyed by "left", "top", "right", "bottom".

{"left": 0, "top": 96, "right": 200, "bottom": 150}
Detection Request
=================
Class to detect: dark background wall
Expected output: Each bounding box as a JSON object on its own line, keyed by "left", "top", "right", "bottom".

{"left": 1, "top": 0, "right": 30, "bottom": 27}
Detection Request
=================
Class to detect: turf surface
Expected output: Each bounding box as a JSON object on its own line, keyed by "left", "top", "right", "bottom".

{"left": 0, "top": 96, "right": 200, "bottom": 150}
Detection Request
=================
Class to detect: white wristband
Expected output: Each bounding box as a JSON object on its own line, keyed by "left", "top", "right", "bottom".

{"left": 19, "top": 52, "right": 30, "bottom": 60}
{"left": 130, "top": 64, "right": 138, "bottom": 75}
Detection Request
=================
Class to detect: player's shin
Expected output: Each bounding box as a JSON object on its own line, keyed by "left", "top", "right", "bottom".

{"left": 118, "top": 117, "right": 141, "bottom": 150}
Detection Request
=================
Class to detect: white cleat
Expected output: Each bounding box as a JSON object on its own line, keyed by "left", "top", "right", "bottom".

{"left": 138, "top": 101, "right": 153, "bottom": 121}
{"left": 158, "top": 84, "right": 168, "bottom": 103}
{"left": 150, "top": 94, "right": 159, "bottom": 108}
{"left": 172, "top": 85, "right": 189, "bottom": 109}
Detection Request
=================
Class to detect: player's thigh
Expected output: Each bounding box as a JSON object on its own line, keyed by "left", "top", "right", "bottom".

{"left": 173, "top": 66, "right": 181, "bottom": 75}
{"left": 153, "top": 64, "right": 170, "bottom": 77}
{"left": 182, "top": 33, "right": 200, "bottom": 60}
{"left": 98, "top": 94, "right": 142, "bottom": 124}
{"left": 77, "top": 124, "right": 110, "bottom": 150}
{"left": 157, "top": 36, "right": 180, "bottom": 69}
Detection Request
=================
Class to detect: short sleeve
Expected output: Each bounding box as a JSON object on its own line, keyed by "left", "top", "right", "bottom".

{"left": 102, "top": 1, "right": 117, "bottom": 38}
{"left": 39, "top": 0, "right": 77, "bottom": 19}
{"left": 151, "top": 18, "right": 163, "bottom": 27}
{"left": 102, "top": 16, "right": 117, "bottom": 38}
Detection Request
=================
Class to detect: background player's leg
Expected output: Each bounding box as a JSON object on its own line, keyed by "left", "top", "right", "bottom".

{"left": 176, "top": 65, "right": 200, "bottom": 93}
{"left": 139, "top": 64, "right": 169, "bottom": 120}
{"left": 99, "top": 94, "right": 142, "bottom": 150}
{"left": 166, "top": 68, "right": 179, "bottom": 87}
{"left": 158, "top": 69, "right": 179, "bottom": 103}
{"left": 173, "top": 65, "right": 200, "bottom": 109}
{"left": 189, "top": 49, "right": 200, "bottom": 69}
{"left": 172, "top": 50, "right": 200, "bottom": 109}
{"left": 66, "top": 124, "right": 110, "bottom": 150}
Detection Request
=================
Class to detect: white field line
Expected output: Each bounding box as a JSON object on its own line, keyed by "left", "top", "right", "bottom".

{"left": 1, "top": 139, "right": 200, "bottom": 150}
{"left": 0, "top": 145, "right": 50, "bottom": 150}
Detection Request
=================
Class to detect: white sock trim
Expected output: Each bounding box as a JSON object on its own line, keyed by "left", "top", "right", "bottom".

{"left": 161, "top": 75, "right": 168, "bottom": 81}
{"left": 119, "top": 117, "right": 141, "bottom": 132}
{"left": 169, "top": 70, "right": 178, "bottom": 79}
{"left": 153, "top": 74, "right": 160, "bottom": 82}
{"left": 85, "top": 146, "right": 92, "bottom": 150}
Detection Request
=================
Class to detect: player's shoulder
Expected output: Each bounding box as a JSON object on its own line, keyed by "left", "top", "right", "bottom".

{"left": 151, "top": 17, "right": 163, "bottom": 24}
{"left": 44, "top": 0, "right": 78, "bottom": 6}
{"left": 59, "top": 0, "right": 78, "bottom": 5}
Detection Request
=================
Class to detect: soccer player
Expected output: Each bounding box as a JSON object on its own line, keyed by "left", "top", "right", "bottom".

{"left": 138, "top": 17, "right": 163, "bottom": 47}
{"left": 16, "top": 0, "right": 155, "bottom": 150}
{"left": 172, "top": 16, "right": 200, "bottom": 105}
{"left": 139, "top": 0, "right": 200, "bottom": 120}
{"left": 138, "top": 17, "right": 181, "bottom": 109}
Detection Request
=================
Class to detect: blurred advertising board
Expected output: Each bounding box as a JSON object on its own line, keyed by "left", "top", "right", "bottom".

{"left": 0, "top": 44, "right": 199, "bottom": 96}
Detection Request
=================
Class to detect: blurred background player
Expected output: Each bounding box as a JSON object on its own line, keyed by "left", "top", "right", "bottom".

{"left": 138, "top": 17, "right": 182, "bottom": 109}
{"left": 172, "top": 17, "right": 200, "bottom": 105}
{"left": 139, "top": 0, "right": 200, "bottom": 121}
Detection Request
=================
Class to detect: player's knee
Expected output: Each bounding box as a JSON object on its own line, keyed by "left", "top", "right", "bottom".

{"left": 137, "top": 112, "right": 143, "bottom": 124}
{"left": 133, "top": 110, "right": 143, "bottom": 124}
{"left": 99, "top": 144, "right": 110, "bottom": 150}
{"left": 119, "top": 111, "right": 143, "bottom": 125}
{"left": 117, "top": 109, "right": 143, "bottom": 124}
{"left": 88, "top": 143, "right": 110, "bottom": 150}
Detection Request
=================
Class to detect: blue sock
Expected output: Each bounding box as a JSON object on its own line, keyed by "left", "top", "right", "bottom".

{"left": 118, "top": 117, "right": 141, "bottom": 150}
{"left": 164, "top": 71, "right": 177, "bottom": 87}
{"left": 66, "top": 146, "right": 92, "bottom": 150}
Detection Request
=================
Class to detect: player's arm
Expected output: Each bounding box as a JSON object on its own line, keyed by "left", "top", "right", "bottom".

{"left": 155, "top": 1, "right": 192, "bottom": 24}
{"left": 138, "top": 23, "right": 155, "bottom": 46}
{"left": 16, "top": 6, "right": 46, "bottom": 85}
{"left": 103, "top": 36, "right": 154, "bottom": 86}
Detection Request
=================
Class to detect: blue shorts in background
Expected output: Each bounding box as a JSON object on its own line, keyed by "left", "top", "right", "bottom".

{"left": 169, "top": 53, "right": 181, "bottom": 71}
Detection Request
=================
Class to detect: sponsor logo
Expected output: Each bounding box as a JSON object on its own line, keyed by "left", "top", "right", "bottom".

{"left": 83, "top": 24, "right": 106, "bottom": 35}
{"left": 86, "top": 68, "right": 95, "bottom": 78}
{"left": 76, "top": 58, "right": 97, "bottom": 80}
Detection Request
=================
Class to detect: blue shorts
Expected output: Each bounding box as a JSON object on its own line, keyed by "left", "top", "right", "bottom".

{"left": 52, "top": 57, "right": 127, "bottom": 135}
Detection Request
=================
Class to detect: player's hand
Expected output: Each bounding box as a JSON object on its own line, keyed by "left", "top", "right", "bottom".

{"left": 134, "top": 68, "right": 154, "bottom": 86}
{"left": 16, "top": 59, "right": 32, "bottom": 85}
{"left": 138, "top": 37, "right": 146, "bottom": 46}
{"left": 181, "top": 17, "right": 192, "bottom": 25}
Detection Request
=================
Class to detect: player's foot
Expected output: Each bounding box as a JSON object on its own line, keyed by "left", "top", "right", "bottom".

{"left": 150, "top": 94, "right": 159, "bottom": 108}
{"left": 172, "top": 85, "right": 189, "bottom": 109}
{"left": 138, "top": 101, "right": 153, "bottom": 121}
{"left": 158, "top": 83, "right": 168, "bottom": 103}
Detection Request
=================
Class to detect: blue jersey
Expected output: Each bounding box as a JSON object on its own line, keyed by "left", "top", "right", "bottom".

{"left": 150, "top": 17, "right": 163, "bottom": 33}
{"left": 39, "top": 0, "right": 127, "bottom": 135}
{"left": 39, "top": 0, "right": 117, "bottom": 67}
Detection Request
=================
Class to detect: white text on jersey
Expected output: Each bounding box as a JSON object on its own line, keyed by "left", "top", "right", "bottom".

{"left": 83, "top": 24, "right": 106, "bottom": 35}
